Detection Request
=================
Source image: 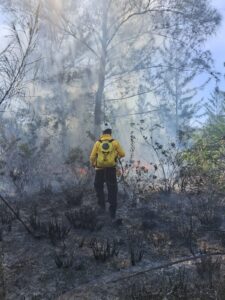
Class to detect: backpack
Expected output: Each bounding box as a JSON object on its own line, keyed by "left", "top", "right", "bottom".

{"left": 96, "top": 139, "right": 117, "bottom": 168}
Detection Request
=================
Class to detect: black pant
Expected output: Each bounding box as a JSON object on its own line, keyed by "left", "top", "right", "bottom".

{"left": 94, "top": 168, "right": 118, "bottom": 218}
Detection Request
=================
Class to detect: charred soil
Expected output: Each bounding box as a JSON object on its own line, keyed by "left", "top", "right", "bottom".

{"left": 1, "top": 188, "right": 225, "bottom": 299}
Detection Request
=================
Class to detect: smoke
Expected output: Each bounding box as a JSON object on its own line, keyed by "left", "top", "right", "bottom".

{"left": 0, "top": 0, "right": 222, "bottom": 194}
{"left": 48, "top": 0, "right": 63, "bottom": 13}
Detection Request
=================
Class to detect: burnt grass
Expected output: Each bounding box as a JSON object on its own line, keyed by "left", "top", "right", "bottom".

{"left": 1, "top": 188, "right": 225, "bottom": 299}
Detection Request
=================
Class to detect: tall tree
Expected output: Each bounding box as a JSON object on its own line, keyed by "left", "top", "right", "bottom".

{"left": 205, "top": 86, "right": 225, "bottom": 136}
{"left": 56, "top": 0, "right": 221, "bottom": 135}
{"left": 156, "top": 37, "right": 210, "bottom": 139}
{"left": 0, "top": 3, "right": 40, "bottom": 107}
{"left": 141, "top": 3, "right": 221, "bottom": 141}
{"left": 1, "top": 0, "right": 221, "bottom": 141}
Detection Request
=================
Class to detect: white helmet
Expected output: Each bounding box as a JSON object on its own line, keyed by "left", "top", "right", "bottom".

{"left": 102, "top": 122, "right": 112, "bottom": 131}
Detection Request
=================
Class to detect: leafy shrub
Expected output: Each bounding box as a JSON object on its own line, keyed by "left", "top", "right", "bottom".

{"left": 181, "top": 125, "right": 225, "bottom": 191}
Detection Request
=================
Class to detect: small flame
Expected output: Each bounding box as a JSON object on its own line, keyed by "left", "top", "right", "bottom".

{"left": 77, "top": 167, "right": 88, "bottom": 176}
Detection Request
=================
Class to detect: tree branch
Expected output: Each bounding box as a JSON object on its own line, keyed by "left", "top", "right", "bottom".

{"left": 0, "top": 5, "right": 40, "bottom": 106}
{"left": 108, "top": 252, "right": 225, "bottom": 284}
{"left": 107, "top": 7, "right": 188, "bottom": 47}
{"left": 60, "top": 15, "right": 100, "bottom": 59}
{"left": 106, "top": 84, "right": 164, "bottom": 101}
{"left": 115, "top": 108, "right": 159, "bottom": 118}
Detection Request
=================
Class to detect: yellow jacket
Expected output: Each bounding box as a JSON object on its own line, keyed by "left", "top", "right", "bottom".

{"left": 90, "top": 134, "right": 125, "bottom": 168}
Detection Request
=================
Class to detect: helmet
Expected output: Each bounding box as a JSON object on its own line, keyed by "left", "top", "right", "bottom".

{"left": 101, "top": 122, "right": 112, "bottom": 131}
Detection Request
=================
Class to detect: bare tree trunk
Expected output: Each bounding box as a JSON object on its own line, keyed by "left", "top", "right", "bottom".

{"left": 175, "top": 67, "right": 179, "bottom": 136}
{"left": 94, "top": 58, "right": 106, "bottom": 136}
{"left": 94, "top": 2, "right": 109, "bottom": 137}
{"left": 174, "top": 19, "right": 179, "bottom": 138}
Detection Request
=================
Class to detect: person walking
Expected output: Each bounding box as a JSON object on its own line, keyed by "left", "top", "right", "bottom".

{"left": 90, "top": 122, "right": 125, "bottom": 219}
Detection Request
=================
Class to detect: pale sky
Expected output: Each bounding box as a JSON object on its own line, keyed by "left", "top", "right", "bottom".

{"left": 206, "top": 0, "right": 225, "bottom": 88}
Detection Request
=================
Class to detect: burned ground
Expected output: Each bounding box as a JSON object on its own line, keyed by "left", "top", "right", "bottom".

{"left": 1, "top": 185, "right": 225, "bottom": 299}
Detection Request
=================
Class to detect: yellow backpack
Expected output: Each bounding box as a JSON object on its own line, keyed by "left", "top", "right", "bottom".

{"left": 96, "top": 139, "right": 117, "bottom": 168}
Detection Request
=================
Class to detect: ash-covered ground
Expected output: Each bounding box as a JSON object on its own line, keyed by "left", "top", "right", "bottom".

{"left": 1, "top": 186, "right": 225, "bottom": 299}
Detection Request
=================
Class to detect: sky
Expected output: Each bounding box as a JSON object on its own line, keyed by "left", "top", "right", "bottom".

{"left": 183, "top": 0, "right": 225, "bottom": 124}
{"left": 205, "top": 0, "right": 225, "bottom": 89}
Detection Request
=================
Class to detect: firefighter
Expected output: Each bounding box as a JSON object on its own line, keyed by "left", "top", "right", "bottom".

{"left": 90, "top": 122, "right": 125, "bottom": 219}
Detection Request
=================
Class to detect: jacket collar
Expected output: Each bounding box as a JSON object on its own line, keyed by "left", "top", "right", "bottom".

{"left": 99, "top": 134, "right": 112, "bottom": 140}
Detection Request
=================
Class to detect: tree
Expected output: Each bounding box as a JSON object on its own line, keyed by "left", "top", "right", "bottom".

{"left": 54, "top": 0, "right": 220, "bottom": 136}
{"left": 0, "top": 3, "right": 40, "bottom": 107}
{"left": 204, "top": 86, "right": 225, "bottom": 138}
{"left": 0, "top": 0, "right": 221, "bottom": 193}
{"left": 155, "top": 38, "right": 209, "bottom": 140}
{"left": 140, "top": 2, "right": 221, "bottom": 141}
{"left": 0, "top": 3, "right": 41, "bottom": 195}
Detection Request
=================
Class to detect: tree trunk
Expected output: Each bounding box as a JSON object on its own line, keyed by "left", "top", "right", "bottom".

{"left": 94, "top": 2, "right": 108, "bottom": 137}
{"left": 175, "top": 69, "right": 179, "bottom": 136}
{"left": 94, "top": 56, "right": 106, "bottom": 136}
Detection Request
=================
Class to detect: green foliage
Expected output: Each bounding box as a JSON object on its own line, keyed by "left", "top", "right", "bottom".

{"left": 181, "top": 122, "right": 225, "bottom": 188}
{"left": 206, "top": 87, "right": 225, "bottom": 124}
{"left": 183, "top": 137, "right": 221, "bottom": 172}
{"left": 181, "top": 87, "right": 225, "bottom": 189}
